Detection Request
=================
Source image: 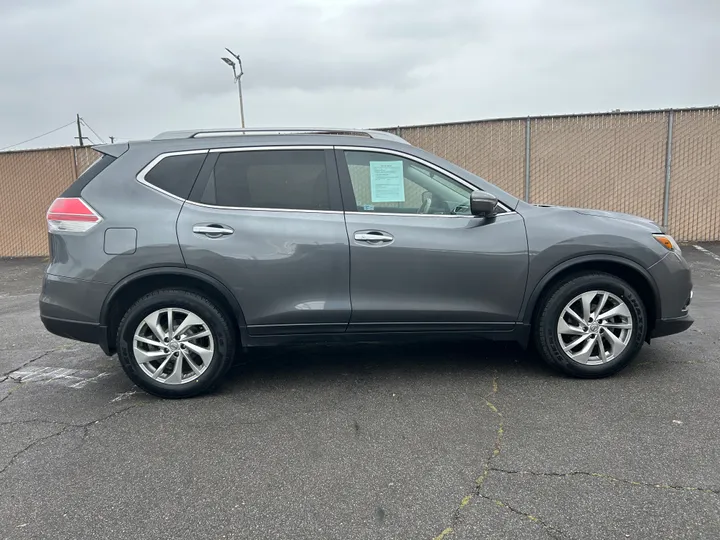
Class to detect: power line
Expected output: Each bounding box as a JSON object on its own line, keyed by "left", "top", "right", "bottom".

{"left": 0, "top": 121, "right": 76, "bottom": 152}
{"left": 80, "top": 117, "right": 106, "bottom": 144}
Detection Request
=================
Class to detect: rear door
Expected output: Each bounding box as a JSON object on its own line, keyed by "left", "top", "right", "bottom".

{"left": 336, "top": 147, "right": 529, "bottom": 333}
{"left": 177, "top": 146, "right": 351, "bottom": 335}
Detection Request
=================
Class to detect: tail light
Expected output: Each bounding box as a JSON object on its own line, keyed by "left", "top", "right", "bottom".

{"left": 47, "top": 197, "right": 102, "bottom": 233}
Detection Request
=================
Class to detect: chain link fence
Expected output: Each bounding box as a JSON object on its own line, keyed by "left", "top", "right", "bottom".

{"left": 667, "top": 108, "right": 720, "bottom": 242}
{"left": 0, "top": 146, "right": 99, "bottom": 257}
{"left": 386, "top": 106, "right": 720, "bottom": 241}
{"left": 393, "top": 119, "right": 527, "bottom": 198}
{"left": 73, "top": 146, "right": 101, "bottom": 176}
{"left": 528, "top": 112, "right": 668, "bottom": 224}
{"left": 1, "top": 107, "right": 719, "bottom": 257}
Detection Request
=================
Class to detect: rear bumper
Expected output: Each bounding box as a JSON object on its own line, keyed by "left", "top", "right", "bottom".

{"left": 40, "top": 273, "right": 113, "bottom": 355}
{"left": 651, "top": 314, "right": 694, "bottom": 338}
{"left": 40, "top": 315, "right": 112, "bottom": 356}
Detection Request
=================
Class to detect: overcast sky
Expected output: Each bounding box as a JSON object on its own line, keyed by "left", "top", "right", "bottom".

{"left": 0, "top": 0, "right": 717, "bottom": 150}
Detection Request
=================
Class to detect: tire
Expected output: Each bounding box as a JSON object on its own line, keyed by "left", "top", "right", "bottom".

{"left": 116, "top": 289, "right": 236, "bottom": 398}
{"left": 534, "top": 272, "right": 647, "bottom": 378}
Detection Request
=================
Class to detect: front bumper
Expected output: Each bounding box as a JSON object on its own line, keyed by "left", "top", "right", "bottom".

{"left": 647, "top": 251, "right": 693, "bottom": 339}
{"left": 651, "top": 313, "right": 694, "bottom": 338}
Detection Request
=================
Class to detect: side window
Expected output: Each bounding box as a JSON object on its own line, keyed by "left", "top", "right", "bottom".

{"left": 203, "top": 150, "right": 330, "bottom": 211}
{"left": 61, "top": 154, "right": 116, "bottom": 197}
{"left": 144, "top": 153, "right": 206, "bottom": 199}
{"left": 343, "top": 151, "right": 473, "bottom": 215}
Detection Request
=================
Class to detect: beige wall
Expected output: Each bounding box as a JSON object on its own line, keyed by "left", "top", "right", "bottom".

{"left": 1, "top": 108, "right": 718, "bottom": 257}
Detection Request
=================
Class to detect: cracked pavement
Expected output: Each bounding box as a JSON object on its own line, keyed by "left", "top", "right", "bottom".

{"left": 1, "top": 247, "right": 720, "bottom": 540}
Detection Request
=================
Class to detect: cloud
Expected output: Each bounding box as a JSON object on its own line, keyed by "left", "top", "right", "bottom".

{"left": 0, "top": 0, "right": 717, "bottom": 149}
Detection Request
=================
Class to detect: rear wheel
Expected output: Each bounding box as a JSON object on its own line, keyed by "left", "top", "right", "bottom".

{"left": 116, "top": 289, "right": 236, "bottom": 398}
{"left": 535, "top": 273, "right": 647, "bottom": 378}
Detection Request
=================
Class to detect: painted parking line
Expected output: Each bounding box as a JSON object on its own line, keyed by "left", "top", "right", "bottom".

{"left": 693, "top": 245, "right": 720, "bottom": 263}
{"left": 8, "top": 366, "right": 110, "bottom": 388}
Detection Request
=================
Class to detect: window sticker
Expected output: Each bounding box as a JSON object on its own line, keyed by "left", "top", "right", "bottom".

{"left": 369, "top": 161, "right": 405, "bottom": 203}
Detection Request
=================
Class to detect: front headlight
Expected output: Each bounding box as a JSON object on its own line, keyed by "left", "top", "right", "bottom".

{"left": 653, "top": 233, "right": 681, "bottom": 254}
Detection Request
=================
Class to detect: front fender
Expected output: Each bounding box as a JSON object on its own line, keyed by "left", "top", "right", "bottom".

{"left": 519, "top": 253, "right": 661, "bottom": 325}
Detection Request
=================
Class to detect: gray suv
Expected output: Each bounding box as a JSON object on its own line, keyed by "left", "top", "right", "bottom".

{"left": 41, "top": 128, "right": 693, "bottom": 398}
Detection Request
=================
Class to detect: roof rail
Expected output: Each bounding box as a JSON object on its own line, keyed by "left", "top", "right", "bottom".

{"left": 151, "top": 127, "right": 409, "bottom": 144}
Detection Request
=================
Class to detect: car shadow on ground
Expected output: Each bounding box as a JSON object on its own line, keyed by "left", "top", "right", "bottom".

{"left": 207, "top": 335, "right": 685, "bottom": 398}
{"left": 221, "top": 340, "right": 554, "bottom": 389}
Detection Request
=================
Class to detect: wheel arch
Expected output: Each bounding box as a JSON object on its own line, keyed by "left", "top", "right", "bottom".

{"left": 522, "top": 255, "right": 660, "bottom": 339}
{"left": 100, "top": 267, "right": 248, "bottom": 354}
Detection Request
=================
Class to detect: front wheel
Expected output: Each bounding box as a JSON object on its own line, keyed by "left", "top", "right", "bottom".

{"left": 535, "top": 273, "right": 647, "bottom": 378}
{"left": 116, "top": 289, "right": 236, "bottom": 398}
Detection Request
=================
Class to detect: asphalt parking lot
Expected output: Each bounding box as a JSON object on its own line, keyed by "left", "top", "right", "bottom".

{"left": 1, "top": 246, "right": 719, "bottom": 540}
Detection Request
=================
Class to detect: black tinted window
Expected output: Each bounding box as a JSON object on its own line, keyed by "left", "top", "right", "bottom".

{"left": 204, "top": 150, "right": 330, "bottom": 210}
{"left": 144, "top": 153, "right": 206, "bottom": 199}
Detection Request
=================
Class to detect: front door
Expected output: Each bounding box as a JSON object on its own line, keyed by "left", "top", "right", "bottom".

{"left": 177, "top": 147, "right": 351, "bottom": 335}
{"left": 336, "top": 147, "right": 528, "bottom": 333}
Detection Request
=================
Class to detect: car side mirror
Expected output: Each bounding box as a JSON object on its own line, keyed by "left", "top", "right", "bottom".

{"left": 470, "top": 191, "right": 498, "bottom": 217}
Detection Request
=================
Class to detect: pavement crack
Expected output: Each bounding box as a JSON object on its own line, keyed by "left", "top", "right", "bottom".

{"left": 431, "top": 375, "right": 506, "bottom": 539}
{"left": 0, "top": 350, "right": 53, "bottom": 379}
{"left": 78, "top": 404, "right": 144, "bottom": 439}
{"left": 0, "top": 405, "right": 142, "bottom": 430}
{"left": 0, "top": 419, "right": 73, "bottom": 428}
{"left": 0, "top": 425, "right": 71, "bottom": 475}
{"left": 432, "top": 527, "right": 454, "bottom": 540}
{"left": 457, "top": 382, "right": 504, "bottom": 508}
{"left": 0, "top": 404, "right": 143, "bottom": 476}
{"left": 489, "top": 468, "right": 720, "bottom": 496}
{"left": 476, "top": 494, "right": 568, "bottom": 539}
{"left": 0, "top": 383, "right": 23, "bottom": 405}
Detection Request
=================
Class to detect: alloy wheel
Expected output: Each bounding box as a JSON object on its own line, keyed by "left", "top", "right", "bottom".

{"left": 556, "top": 290, "right": 633, "bottom": 365}
{"left": 132, "top": 308, "right": 214, "bottom": 385}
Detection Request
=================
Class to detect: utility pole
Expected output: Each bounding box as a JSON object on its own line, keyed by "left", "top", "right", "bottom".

{"left": 75, "top": 114, "right": 89, "bottom": 146}
{"left": 221, "top": 49, "right": 245, "bottom": 127}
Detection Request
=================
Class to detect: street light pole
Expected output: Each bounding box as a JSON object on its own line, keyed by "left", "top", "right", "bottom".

{"left": 235, "top": 65, "right": 245, "bottom": 129}
{"left": 222, "top": 48, "right": 245, "bottom": 128}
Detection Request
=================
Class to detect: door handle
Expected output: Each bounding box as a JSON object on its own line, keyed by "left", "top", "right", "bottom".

{"left": 354, "top": 231, "right": 394, "bottom": 243}
{"left": 193, "top": 224, "right": 234, "bottom": 237}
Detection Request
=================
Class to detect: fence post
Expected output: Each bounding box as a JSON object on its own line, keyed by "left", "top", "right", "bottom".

{"left": 662, "top": 110, "right": 674, "bottom": 229}
{"left": 70, "top": 146, "right": 78, "bottom": 179}
{"left": 524, "top": 117, "right": 531, "bottom": 202}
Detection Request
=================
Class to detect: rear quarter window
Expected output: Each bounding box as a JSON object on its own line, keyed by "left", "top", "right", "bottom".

{"left": 61, "top": 154, "right": 115, "bottom": 197}
{"left": 143, "top": 153, "right": 207, "bottom": 200}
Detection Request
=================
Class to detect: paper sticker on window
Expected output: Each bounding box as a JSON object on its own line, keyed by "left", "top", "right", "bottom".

{"left": 370, "top": 161, "right": 405, "bottom": 203}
